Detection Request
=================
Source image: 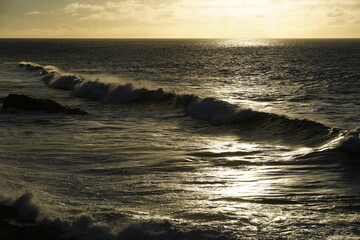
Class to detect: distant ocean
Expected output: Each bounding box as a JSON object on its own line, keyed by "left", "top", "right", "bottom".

{"left": 0, "top": 39, "right": 359, "bottom": 240}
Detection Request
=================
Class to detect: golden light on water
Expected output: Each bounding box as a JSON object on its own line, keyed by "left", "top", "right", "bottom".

{"left": 212, "top": 167, "right": 270, "bottom": 198}
{"left": 205, "top": 139, "right": 261, "bottom": 154}
{"left": 217, "top": 39, "right": 276, "bottom": 47}
{"left": 189, "top": 136, "right": 317, "bottom": 209}
{"left": 202, "top": 137, "right": 314, "bottom": 162}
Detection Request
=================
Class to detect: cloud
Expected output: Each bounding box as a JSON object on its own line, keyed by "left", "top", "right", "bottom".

{"left": 58, "top": 0, "right": 360, "bottom": 38}
{"left": 327, "top": 8, "right": 344, "bottom": 18}
{"left": 63, "top": 0, "right": 261, "bottom": 23}
{"left": 64, "top": 2, "right": 106, "bottom": 16}
{"left": 3, "top": 0, "right": 360, "bottom": 38}
{"left": 25, "top": 11, "right": 40, "bottom": 15}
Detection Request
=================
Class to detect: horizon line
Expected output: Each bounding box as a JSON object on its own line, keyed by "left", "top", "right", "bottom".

{"left": 1, "top": 37, "right": 360, "bottom": 40}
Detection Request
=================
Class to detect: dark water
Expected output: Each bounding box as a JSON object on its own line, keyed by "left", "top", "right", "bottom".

{"left": 0, "top": 39, "right": 359, "bottom": 239}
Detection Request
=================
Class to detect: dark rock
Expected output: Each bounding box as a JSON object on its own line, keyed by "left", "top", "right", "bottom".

{"left": 0, "top": 205, "right": 17, "bottom": 220}
{"left": 1, "top": 94, "right": 87, "bottom": 115}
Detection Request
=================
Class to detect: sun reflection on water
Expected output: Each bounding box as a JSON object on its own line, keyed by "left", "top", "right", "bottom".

{"left": 199, "top": 137, "right": 313, "bottom": 163}
{"left": 217, "top": 39, "right": 282, "bottom": 48}
{"left": 190, "top": 136, "right": 315, "bottom": 209}
{"left": 206, "top": 139, "right": 261, "bottom": 154}
{"left": 210, "top": 167, "right": 271, "bottom": 198}
{"left": 175, "top": 134, "right": 322, "bottom": 233}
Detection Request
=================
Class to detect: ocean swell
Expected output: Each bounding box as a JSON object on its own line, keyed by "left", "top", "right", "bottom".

{"left": 18, "top": 61, "right": 360, "bottom": 152}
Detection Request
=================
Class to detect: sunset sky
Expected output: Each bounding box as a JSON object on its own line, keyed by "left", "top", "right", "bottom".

{"left": 1, "top": 0, "right": 360, "bottom": 38}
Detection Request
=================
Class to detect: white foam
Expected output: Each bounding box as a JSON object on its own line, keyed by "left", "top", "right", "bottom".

{"left": 1, "top": 190, "right": 229, "bottom": 240}
{"left": 103, "top": 83, "right": 143, "bottom": 103}
{"left": 19, "top": 61, "right": 255, "bottom": 125}
{"left": 72, "top": 81, "right": 110, "bottom": 100}
{"left": 154, "top": 88, "right": 173, "bottom": 100}
{"left": 19, "top": 61, "right": 44, "bottom": 71}
{"left": 45, "top": 73, "right": 83, "bottom": 90}
{"left": 28, "top": 62, "right": 171, "bottom": 103}
{"left": 40, "top": 65, "right": 60, "bottom": 75}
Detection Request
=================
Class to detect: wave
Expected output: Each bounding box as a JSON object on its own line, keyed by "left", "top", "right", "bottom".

{"left": 18, "top": 61, "right": 43, "bottom": 71}
{"left": 340, "top": 129, "right": 360, "bottom": 153}
{"left": 17, "top": 61, "right": 360, "bottom": 152}
{"left": 18, "top": 62, "right": 255, "bottom": 124}
{"left": 279, "top": 129, "right": 360, "bottom": 165}
{"left": 0, "top": 192, "right": 235, "bottom": 240}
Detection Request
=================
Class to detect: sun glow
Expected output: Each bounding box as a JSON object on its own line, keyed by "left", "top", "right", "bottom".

{"left": 211, "top": 0, "right": 271, "bottom": 17}
{"left": 1, "top": 0, "right": 360, "bottom": 38}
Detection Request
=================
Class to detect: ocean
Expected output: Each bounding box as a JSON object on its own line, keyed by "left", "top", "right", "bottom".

{"left": 0, "top": 39, "right": 359, "bottom": 239}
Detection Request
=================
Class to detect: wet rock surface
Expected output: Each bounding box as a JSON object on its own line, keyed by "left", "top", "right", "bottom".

{"left": 1, "top": 94, "right": 87, "bottom": 115}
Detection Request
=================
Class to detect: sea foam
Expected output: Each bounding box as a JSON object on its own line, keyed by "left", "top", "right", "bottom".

{"left": 19, "top": 61, "right": 356, "bottom": 151}
{"left": 186, "top": 97, "right": 254, "bottom": 124}
{"left": 0, "top": 192, "right": 233, "bottom": 240}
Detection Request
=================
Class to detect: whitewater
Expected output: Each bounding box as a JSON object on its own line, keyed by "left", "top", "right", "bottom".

{"left": 0, "top": 39, "right": 359, "bottom": 239}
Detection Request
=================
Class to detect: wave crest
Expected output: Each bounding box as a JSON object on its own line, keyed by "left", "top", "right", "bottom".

{"left": 0, "top": 192, "right": 234, "bottom": 240}
{"left": 19, "top": 61, "right": 43, "bottom": 71}
{"left": 19, "top": 61, "right": 355, "bottom": 150}
{"left": 186, "top": 97, "right": 254, "bottom": 124}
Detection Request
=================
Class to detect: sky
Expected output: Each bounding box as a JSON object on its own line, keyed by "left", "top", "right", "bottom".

{"left": 0, "top": 0, "right": 360, "bottom": 38}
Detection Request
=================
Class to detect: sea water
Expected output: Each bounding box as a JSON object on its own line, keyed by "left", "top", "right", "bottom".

{"left": 0, "top": 39, "right": 359, "bottom": 239}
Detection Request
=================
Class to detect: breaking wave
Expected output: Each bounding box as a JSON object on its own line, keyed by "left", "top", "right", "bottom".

{"left": 18, "top": 61, "right": 360, "bottom": 153}
{"left": 0, "top": 192, "right": 234, "bottom": 240}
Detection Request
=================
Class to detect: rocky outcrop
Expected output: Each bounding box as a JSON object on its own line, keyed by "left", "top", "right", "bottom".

{"left": 1, "top": 94, "right": 87, "bottom": 115}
